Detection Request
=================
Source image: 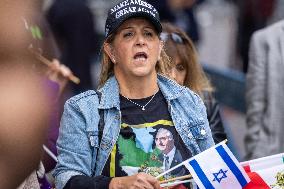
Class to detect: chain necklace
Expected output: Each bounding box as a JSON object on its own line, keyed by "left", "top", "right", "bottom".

{"left": 122, "top": 91, "right": 158, "bottom": 111}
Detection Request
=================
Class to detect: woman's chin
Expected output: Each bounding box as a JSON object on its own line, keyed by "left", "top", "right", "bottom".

{"left": 131, "top": 69, "right": 155, "bottom": 78}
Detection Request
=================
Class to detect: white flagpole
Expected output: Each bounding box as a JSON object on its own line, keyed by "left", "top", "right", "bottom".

{"left": 160, "top": 179, "right": 194, "bottom": 188}
{"left": 240, "top": 153, "right": 284, "bottom": 166}
{"left": 43, "top": 145, "right": 58, "bottom": 162}
{"left": 155, "top": 161, "right": 187, "bottom": 179}
{"left": 155, "top": 139, "right": 228, "bottom": 179}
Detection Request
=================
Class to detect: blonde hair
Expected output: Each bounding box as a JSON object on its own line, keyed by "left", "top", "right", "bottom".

{"left": 162, "top": 22, "right": 213, "bottom": 98}
{"left": 98, "top": 33, "right": 171, "bottom": 88}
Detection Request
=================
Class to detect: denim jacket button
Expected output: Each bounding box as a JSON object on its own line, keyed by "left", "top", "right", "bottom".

{"left": 187, "top": 133, "right": 193, "bottom": 139}
{"left": 200, "top": 129, "right": 206, "bottom": 135}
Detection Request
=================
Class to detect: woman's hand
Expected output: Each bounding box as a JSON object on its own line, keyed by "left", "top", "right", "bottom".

{"left": 109, "top": 173, "right": 160, "bottom": 189}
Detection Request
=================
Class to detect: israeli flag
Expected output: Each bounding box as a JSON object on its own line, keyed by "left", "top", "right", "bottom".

{"left": 184, "top": 142, "right": 250, "bottom": 189}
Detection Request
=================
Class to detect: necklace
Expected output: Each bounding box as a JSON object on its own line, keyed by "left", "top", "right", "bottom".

{"left": 122, "top": 91, "right": 158, "bottom": 111}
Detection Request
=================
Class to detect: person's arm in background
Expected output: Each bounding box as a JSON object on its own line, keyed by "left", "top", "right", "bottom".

{"left": 245, "top": 31, "right": 267, "bottom": 159}
{"left": 42, "top": 59, "right": 73, "bottom": 173}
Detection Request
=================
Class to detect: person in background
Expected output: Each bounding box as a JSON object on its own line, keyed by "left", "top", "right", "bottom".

{"left": 23, "top": 4, "right": 76, "bottom": 187}
{"left": 235, "top": 0, "right": 276, "bottom": 73}
{"left": 0, "top": 1, "right": 75, "bottom": 188}
{"left": 245, "top": 20, "right": 284, "bottom": 159}
{"left": 46, "top": 0, "right": 99, "bottom": 93}
{"left": 53, "top": 1, "right": 214, "bottom": 189}
{"left": 0, "top": 1, "right": 53, "bottom": 188}
{"left": 17, "top": 59, "right": 73, "bottom": 189}
{"left": 161, "top": 22, "right": 227, "bottom": 144}
{"left": 0, "top": 66, "right": 52, "bottom": 189}
{"left": 149, "top": 0, "right": 204, "bottom": 44}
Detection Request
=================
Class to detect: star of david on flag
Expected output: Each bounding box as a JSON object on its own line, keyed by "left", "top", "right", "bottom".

{"left": 213, "top": 169, "right": 228, "bottom": 183}
{"left": 184, "top": 141, "right": 250, "bottom": 189}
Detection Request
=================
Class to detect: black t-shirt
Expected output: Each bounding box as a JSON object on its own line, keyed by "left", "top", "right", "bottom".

{"left": 65, "top": 90, "right": 193, "bottom": 189}
{"left": 102, "top": 90, "right": 192, "bottom": 180}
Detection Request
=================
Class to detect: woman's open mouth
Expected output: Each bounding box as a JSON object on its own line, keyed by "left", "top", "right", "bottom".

{"left": 134, "top": 52, "right": 148, "bottom": 62}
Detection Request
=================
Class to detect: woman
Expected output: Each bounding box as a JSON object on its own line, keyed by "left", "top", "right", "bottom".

{"left": 161, "top": 22, "right": 227, "bottom": 143}
{"left": 53, "top": 1, "right": 214, "bottom": 189}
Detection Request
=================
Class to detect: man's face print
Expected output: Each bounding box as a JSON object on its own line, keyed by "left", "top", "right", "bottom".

{"left": 155, "top": 128, "right": 174, "bottom": 154}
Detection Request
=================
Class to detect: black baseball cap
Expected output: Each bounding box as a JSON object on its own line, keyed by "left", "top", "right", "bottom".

{"left": 105, "top": 0, "right": 162, "bottom": 38}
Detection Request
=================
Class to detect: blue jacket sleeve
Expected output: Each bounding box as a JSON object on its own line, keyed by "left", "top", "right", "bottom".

{"left": 53, "top": 91, "right": 100, "bottom": 189}
{"left": 64, "top": 175, "right": 112, "bottom": 189}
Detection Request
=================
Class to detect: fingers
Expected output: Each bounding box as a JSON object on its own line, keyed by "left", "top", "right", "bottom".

{"left": 144, "top": 174, "right": 160, "bottom": 189}
{"left": 46, "top": 59, "right": 60, "bottom": 79}
{"left": 109, "top": 173, "right": 160, "bottom": 189}
{"left": 50, "top": 59, "right": 72, "bottom": 77}
{"left": 51, "top": 59, "right": 60, "bottom": 67}
{"left": 60, "top": 64, "right": 72, "bottom": 77}
{"left": 44, "top": 59, "right": 72, "bottom": 94}
{"left": 135, "top": 173, "right": 152, "bottom": 189}
{"left": 136, "top": 173, "right": 160, "bottom": 189}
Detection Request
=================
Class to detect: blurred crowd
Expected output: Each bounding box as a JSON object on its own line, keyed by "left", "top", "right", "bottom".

{"left": 1, "top": 0, "right": 284, "bottom": 188}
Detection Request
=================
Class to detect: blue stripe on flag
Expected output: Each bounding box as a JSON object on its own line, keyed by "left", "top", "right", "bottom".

{"left": 189, "top": 159, "right": 215, "bottom": 189}
{"left": 216, "top": 145, "right": 248, "bottom": 187}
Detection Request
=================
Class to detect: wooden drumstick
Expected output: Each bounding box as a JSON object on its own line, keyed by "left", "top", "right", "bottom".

{"left": 28, "top": 46, "right": 80, "bottom": 84}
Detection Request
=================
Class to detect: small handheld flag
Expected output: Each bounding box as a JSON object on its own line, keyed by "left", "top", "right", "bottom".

{"left": 184, "top": 142, "right": 250, "bottom": 189}
{"left": 241, "top": 153, "right": 284, "bottom": 189}
{"left": 156, "top": 140, "right": 250, "bottom": 189}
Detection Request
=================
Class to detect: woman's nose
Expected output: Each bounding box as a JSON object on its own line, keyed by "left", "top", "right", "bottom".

{"left": 135, "top": 34, "right": 146, "bottom": 46}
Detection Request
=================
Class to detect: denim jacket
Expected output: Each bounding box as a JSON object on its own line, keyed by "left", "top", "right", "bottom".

{"left": 53, "top": 75, "right": 215, "bottom": 189}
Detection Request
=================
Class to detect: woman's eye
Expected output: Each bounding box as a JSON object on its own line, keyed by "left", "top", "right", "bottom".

{"left": 145, "top": 31, "right": 154, "bottom": 37}
{"left": 123, "top": 32, "right": 133, "bottom": 38}
{"left": 176, "top": 64, "right": 185, "bottom": 71}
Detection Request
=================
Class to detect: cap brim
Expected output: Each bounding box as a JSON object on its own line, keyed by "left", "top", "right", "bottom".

{"left": 106, "top": 12, "right": 162, "bottom": 38}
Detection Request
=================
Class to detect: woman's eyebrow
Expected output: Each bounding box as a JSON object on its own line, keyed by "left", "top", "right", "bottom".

{"left": 144, "top": 26, "right": 155, "bottom": 30}
{"left": 120, "top": 26, "right": 133, "bottom": 31}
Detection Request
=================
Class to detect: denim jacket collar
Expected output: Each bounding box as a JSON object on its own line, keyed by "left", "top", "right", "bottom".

{"left": 97, "top": 76, "right": 120, "bottom": 110}
{"left": 97, "top": 74, "right": 186, "bottom": 110}
{"left": 157, "top": 74, "right": 186, "bottom": 101}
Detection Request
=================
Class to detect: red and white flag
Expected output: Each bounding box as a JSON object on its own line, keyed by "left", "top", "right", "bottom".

{"left": 157, "top": 143, "right": 284, "bottom": 189}
{"left": 241, "top": 153, "right": 284, "bottom": 189}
